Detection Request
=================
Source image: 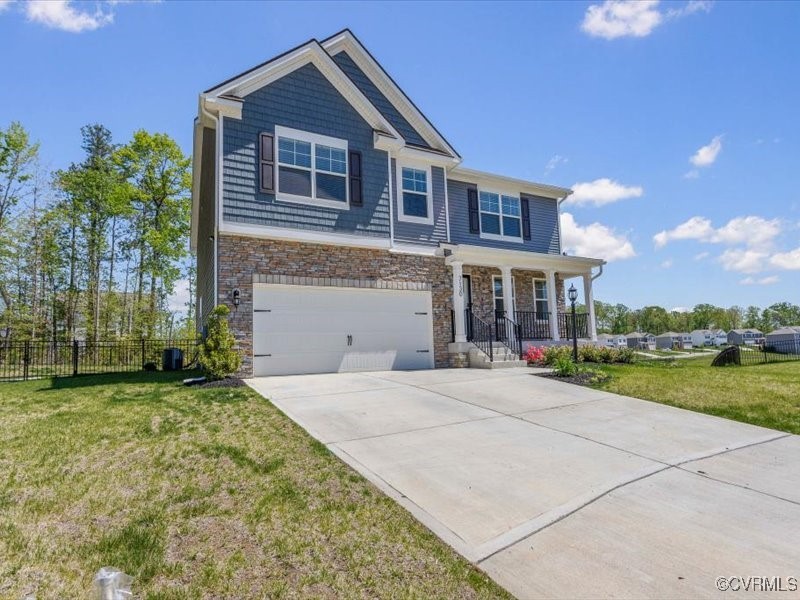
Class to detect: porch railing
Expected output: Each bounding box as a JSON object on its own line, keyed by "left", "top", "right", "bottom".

{"left": 495, "top": 312, "right": 523, "bottom": 359}
{"left": 466, "top": 310, "right": 493, "bottom": 361}
{"left": 558, "top": 312, "right": 589, "bottom": 340}
{"left": 514, "top": 311, "right": 552, "bottom": 340}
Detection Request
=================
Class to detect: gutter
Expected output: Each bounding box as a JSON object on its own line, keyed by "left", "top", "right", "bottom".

{"left": 199, "top": 97, "right": 220, "bottom": 310}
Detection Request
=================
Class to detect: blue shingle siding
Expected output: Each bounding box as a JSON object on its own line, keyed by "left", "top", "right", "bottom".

{"left": 390, "top": 160, "right": 447, "bottom": 246}
{"left": 447, "top": 179, "right": 562, "bottom": 254}
{"left": 331, "top": 51, "right": 430, "bottom": 149}
{"left": 222, "top": 62, "right": 389, "bottom": 238}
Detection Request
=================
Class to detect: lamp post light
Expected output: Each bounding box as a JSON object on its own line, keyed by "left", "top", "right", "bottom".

{"left": 568, "top": 283, "right": 579, "bottom": 362}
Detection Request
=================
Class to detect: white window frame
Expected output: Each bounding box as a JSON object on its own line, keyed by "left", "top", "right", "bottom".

{"left": 274, "top": 125, "right": 349, "bottom": 210}
{"left": 396, "top": 159, "right": 433, "bottom": 225}
{"left": 492, "top": 275, "right": 516, "bottom": 314}
{"left": 478, "top": 188, "right": 523, "bottom": 243}
{"left": 532, "top": 278, "right": 549, "bottom": 316}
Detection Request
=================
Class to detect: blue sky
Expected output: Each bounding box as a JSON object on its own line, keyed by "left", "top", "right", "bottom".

{"left": 2, "top": 0, "right": 799, "bottom": 311}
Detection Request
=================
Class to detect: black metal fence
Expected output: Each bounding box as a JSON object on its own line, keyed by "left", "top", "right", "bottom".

{"left": 0, "top": 339, "right": 200, "bottom": 382}
{"left": 735, "top": 340, "right": 800, "bottom": 366}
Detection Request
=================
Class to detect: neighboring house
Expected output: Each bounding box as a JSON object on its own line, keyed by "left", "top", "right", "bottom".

{"left": 727, "top": 329, "right": 764, "bottom": 346}
{"left": 626, "top": 332, "right": 656, "bottom": 350}
{"left": 655, "top": 332, "right": 693, "bottom": 350}
{"left": 764, "top": 326, "right": 800, "bottom": 353}
{"left": 598, "top": 333, "right": 627, "bottom": 348}
{"left": 690, "top": 328, "right": 727, "bottom": 347}
{"left": 191, "top": 30, "right": 605, "bottom": 377}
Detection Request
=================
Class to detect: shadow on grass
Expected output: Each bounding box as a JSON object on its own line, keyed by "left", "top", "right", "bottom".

{"left": 43, "top": 369, "right": 200, "bottom": 391}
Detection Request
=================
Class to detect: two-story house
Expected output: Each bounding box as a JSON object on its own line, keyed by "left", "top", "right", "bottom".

{"left": 192, "top": 30, "right": 605, "bottom": 377}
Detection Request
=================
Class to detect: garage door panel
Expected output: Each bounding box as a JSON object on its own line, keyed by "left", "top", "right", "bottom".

{"left": 253, "top": 284, "right": 434, "bottom": 376}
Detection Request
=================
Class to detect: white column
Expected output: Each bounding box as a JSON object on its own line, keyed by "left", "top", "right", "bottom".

{"left": 500, "top": 265, "right": 515, "bottom": 317}
{"left": 451, "top": 261, "right": 466, "bottom": 343}
{"left": 583, "top": 273, "right": 597, "bottom": 341}
{"left": 547, "top": 270, "right": 560, "bottom": 341}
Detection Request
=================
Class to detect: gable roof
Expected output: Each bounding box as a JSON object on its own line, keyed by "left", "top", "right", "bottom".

{"left": 321, "top": 29, "right": 460, "bottom": 159}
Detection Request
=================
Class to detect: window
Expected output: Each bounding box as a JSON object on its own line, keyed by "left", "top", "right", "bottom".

{"left": 479, "top": 191, "right": 522, "bottom": 241}
{"left": 397, "top": 163, "right": 433, "bottom": 224}
{"left": 492, "top": 276, "right": 516, "bottom": 314}
{"left": 275, "top": 126, "right": 348, "bottom": 209}
{"left": 533, "top": 279, "right": 549, "bottom": 316}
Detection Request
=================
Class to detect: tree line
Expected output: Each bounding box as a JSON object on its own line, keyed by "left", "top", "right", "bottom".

{"left": 594, "top": 301, "right": 800, "bottom": 336}
{"left": 0, "top": 121, "right": 193, "bottom": 343}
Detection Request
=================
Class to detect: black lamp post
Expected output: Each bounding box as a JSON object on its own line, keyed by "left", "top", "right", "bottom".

{"left": 568, "top": 283, "right": 579, "bottom": 361}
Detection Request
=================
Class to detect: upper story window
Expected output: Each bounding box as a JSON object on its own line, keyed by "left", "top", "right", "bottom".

{"left": 479, "top": 191, "right": 522, "bottom": 242}
{"left": 275, "top": 125, "right": 348, "bottom": 209}
{"left": 397, "top": 163, "right": 433, "bottom": 225}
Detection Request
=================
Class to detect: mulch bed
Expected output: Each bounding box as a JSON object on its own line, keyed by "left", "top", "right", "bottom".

{"left": 535, "top": 371, "right": 604, "bottom": 387}
{"left": 199, "top": 377, "right": 247, "bottom": 389}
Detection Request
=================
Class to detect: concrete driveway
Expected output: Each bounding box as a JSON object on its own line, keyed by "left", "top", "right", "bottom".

{"left": 247, "top": 369, "right": 800, "bottom": 599}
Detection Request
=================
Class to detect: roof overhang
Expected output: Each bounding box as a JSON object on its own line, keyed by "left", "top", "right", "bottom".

{"left": 449, "top": 166, "right": 572, "bottom": 200}
{"left": 442, "top": 243, "right": 604, "bottom": 274}
{"left": 321, "top": 29, "right": 461, "bottom": 160}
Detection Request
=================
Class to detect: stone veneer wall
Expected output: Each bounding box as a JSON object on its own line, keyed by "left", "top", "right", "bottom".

{"left": 461, "top": 266, "right": 566, "bottom": 321}
{"left": 216, "top": 235, "right": 454, "bottom": 376}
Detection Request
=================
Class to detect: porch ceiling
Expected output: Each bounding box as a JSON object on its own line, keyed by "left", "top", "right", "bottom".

{"left": 443, "top": 243, "right": 604, "bottom": 274}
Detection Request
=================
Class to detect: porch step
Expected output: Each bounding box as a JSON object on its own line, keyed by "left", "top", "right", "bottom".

{"left": 467, "top": 346, "right": 527, "bottom": 369}
{"left": 469, "top": 358, "right": 528, "bottom": 369}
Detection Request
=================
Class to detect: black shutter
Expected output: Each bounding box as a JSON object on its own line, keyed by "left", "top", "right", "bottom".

{"left": 349, "top": 150, "right": 363, "bottom": 206}
{"left": 467, "top": 187, "right": 479, "bottom": 233}
{"left": 521, "top": 196, "right": 531, "bottom": 240}
{"left": 259, "top": 132, "right": 275, "bottom": 194}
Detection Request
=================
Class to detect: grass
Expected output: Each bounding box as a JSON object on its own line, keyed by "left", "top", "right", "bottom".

{"left": 593, "top": 358, "right": 800, "bottom": 434}
{"left": 0, "top": 372, "right": 508, "bottom": 599}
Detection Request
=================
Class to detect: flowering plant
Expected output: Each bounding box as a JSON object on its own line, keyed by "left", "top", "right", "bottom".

{"left": 524, "top": 345, "right": 546, "bottom": 365}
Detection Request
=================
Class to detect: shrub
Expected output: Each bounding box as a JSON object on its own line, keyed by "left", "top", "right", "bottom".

{"left": 524, "top": 345, "right": 546, "bottom": 365}
{"left": 552, "top": 356, "right": 578, "bottom": 377}
{"left": 616, "top": 347, "right": 635, "bottom": 364}
{"left": 199, "top": 305, "right": 242, "bottom": 381}
{"left": 542, "top": 345, "right": 573, "bottom": 366}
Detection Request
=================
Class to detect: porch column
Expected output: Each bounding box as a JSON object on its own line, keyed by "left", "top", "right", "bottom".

{"left": 583, "top": 273, "right": 598, "bottom": 341}
{"left": 547, "top": 270, "right": 560, "bottom": 341}
{"left": 451, "top": 261, "right": 467, "bottom": 343}
{"left": 500, "top": 265, "right": 515, "bottom": 317}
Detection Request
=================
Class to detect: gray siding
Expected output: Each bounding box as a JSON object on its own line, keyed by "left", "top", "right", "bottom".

{"left": 196, "top": 127, "right": 216, "bottom": 331}
{"left": 391, "top": 159, "right": 447, "bottom": 246}
{"left": 447, "top": 179, "right": 562, "bottom": 254}
{"left": 331, "top": 51, "right": 430, "bottom": 148}
{"left": 222, "top": 62, "right": 389, "bottom": 238}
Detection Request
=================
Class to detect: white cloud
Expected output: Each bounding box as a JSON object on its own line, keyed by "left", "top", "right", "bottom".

{"left": 168, "top": 278, "right": 191, "bottom": 314}
{"left": 740, "top": 276, "right": 779, "bottom": 286}
{"left": 671, "top": 306, "right": 691, "bottom": 313}
{"left": 683, "top": 169, "right": 700, "bottom": 180}
{"left": 25, "top": 0, "right": 114, "bottom": 32}
{"left": 565, "top": 178, "right": 643, "bottom": 207}
{"left": 0, "top": 0, "right": 12, "bottom": 13}
{"left": 544, "top": 154, "right": 567, "bottom": 177}
{"left": 718, "top": 248, "right": 769, "bottom": 274}
{"left": 654, "top": 215, "right": 780, "bottom": 249}
{"left": 560, "top": 212, "right": 636, "bottom": 262}
{"left": 693, "top": 251, "right": 710, "bottom": 261}
{"left": 769, "top": 248, "right": 800, "bottom": 270}
{"left": 690, "top": 135, "right": 723, "bottom": 167}
{"left": 661, "top": 259, "right": 673, "bottom": 269}
{"left": 581, "top": 0, "right": 710, "bottom": 40}
{"left": 581, "top": 0, "right": 663, "bottom": 39}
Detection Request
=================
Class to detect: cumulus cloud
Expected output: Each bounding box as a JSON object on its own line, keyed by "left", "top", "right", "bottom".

{"left": 581, "top": 0, "right": 710, "bottom": 40}
{"left": 168, "top": 278, "right": 191, "bottom": 314}
{"left": 671, "top": 306, "right": 691, "bottom": 313}
{"left": 560, "top": 212, "right": 636, "bottom": 262}
{"left": 690, "top": 135, "right": 723, "bottom": 167}
{"left": 740, "top": 276, "right": 779, "bottom": 286}
{"left": 544, "top": 154, "right": 568, "bottom": 177}
{"left": 694, "top": 251, "right": 710, "bottom": 261}
{"left": 25, "top": 0, "right": 114, "bottom": 32}
{"left": 718, "top": 248, "right": 769, "bottom": 274}
{"left": 653, "top": 215, "right": 780, "bottom": 249}
{"left": 0, "top": 0, "right": 12, "bottom": 13}
{"left": 565, "top": 178, "right": 643, "bottom": 207}
{"left": 769, "top": 247, "right": 800, "bottom": 270}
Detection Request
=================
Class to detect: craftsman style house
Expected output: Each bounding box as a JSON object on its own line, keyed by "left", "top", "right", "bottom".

{"left": 192, "top": 30, "right": 604, "bottom": 376}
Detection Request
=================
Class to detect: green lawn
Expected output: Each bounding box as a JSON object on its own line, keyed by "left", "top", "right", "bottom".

{"left": 594, "top": 359, "right": 800, "bottom": 434}
{"left": 0, "top": 372, "right": 507, "bottom": 599}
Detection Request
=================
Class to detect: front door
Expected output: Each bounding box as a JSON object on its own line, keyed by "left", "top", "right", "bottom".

{"left": 462, "top": 275, "right": 473, "bottom": 340}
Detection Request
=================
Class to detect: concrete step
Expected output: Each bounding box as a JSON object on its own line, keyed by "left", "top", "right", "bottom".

{"left": 468, "top": 357, "right": 528, "bottom": 369}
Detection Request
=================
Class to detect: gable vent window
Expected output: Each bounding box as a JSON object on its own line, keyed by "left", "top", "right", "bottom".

{"left": 479, "top": 191, "right": 522, "bottom": 242}
{"left": 397, "top": 163, "right": 433, "bottom": 225}
{"left": 274, "top": 125, "right": 349, "bottom": 210}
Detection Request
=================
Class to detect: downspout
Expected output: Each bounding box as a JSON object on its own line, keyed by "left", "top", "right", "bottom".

{"left": 200, "top": 98, "right": 220, "bottom": 309}
{"left": 592, "top": 264, "right": 604, "bottom": 282}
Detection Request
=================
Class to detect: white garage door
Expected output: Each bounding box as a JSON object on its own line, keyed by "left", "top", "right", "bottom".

{"left": 253, "top": 284, "right": 434, "bottom": 376}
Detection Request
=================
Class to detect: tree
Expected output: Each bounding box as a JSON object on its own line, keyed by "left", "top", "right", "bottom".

{"left": 743, "top": 305, "right": 762, "bottom": 329}
{"left": 762, "top": 302, "right": 800, "bottom": 332}
{"left": 199, "top": 305, "right": 241, "bottom": 380}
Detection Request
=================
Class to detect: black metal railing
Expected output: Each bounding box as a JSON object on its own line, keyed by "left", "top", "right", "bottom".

{"left": 495, "top": 312, "right": 523, "bottom": 358}
{"left": 514, "top": 311, "right": 552, "bottom": 340}
{"left": 736, "top": 340, "right": 800, "bottom": 366}
{"left": 0, "top": 339, "right": 200, "bottom": 382}
{"left": 558, "top": 312, "right": 589, "bottom": 339}
{"left": 466, "top": 310, "right": 493, "bottom": 361}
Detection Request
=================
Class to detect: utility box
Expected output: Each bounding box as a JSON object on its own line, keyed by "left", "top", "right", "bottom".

{"left": 162, "top": 348, "right": 184, "bottom": 371}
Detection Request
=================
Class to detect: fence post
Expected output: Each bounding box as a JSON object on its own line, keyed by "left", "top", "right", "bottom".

{"left": 141, "top": 338, "right": 146, "bottom": 371}
{"left": 72, "top": 339, "right": 79, "bottom": 376}
{"left": 23, "top": 341, "right": 30, "bottom": 381}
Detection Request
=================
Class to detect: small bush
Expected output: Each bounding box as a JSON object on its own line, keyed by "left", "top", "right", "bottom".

{"left": 524, "top": 346, "right": 546, "bottom": 365}
{"left": 199, "top": 305, "right": 242, "bottom": 381}
{"left": 542, "top": 345, "right": 573, "bottom": 366}
{"left": 143, "top": 362, "right": 157, "bottom": 372}
{"left": 552, "top": 356, "right": 578, "bottom": 377}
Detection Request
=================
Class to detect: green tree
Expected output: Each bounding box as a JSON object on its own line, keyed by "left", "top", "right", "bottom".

{"left": 743, "top": 305, "right": 762, "bottom": 329}
{"left": 199, "top": 305, "right": 241, "bottom": 380}
{"left": 762, "top": 302, "right": 800, "bottom": 332}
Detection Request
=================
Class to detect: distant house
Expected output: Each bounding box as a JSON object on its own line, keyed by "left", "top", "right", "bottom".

{"left": 656, "top": 332, "right": 693, "bottom": 350}
{"left": 691, "top": 328, "right": 727, "bottom": 347}
{"left": 626, "top": 331, "right": 656, "bottom": 350}
{"left": 765, "top": 326, "right": 800, "bottom": 353}
{"left": 597, "top": 333, "right": 627, "bottom": 348}
{"left": 728, "top": 329, "right": 764, "bottom": 346}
